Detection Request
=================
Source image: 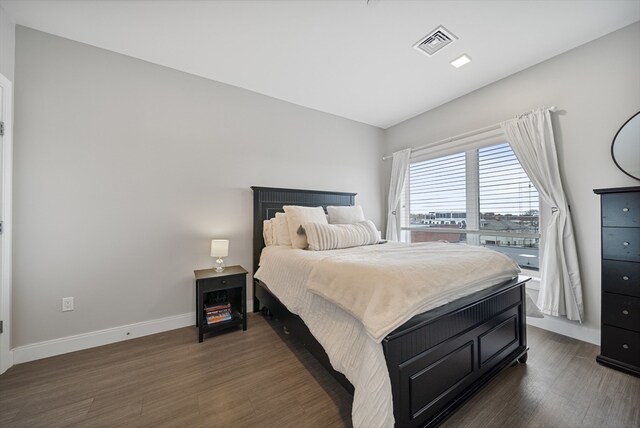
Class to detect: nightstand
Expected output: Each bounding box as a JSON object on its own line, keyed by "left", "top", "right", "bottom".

{"left": 194, "top": 265, "right": 248, "bottom": 342}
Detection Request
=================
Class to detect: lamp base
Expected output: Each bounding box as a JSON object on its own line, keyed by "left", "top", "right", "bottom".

{"left": 214, "top": 257, "right": 225, "bottom": 272}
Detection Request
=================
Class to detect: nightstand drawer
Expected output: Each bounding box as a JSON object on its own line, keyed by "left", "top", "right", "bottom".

{"left": 603, "top": 227, "right": 640, "bottom": 262}
{"left": 602, "top": 193, "right": 640, "bottom": 228}
{"left": 202, "top": 275, "right": 244, "bottom": 290}
{"left": 602, "top": 293, "right": 640, "bottom": 331}
{"left": 603, "top": 260, "right": 640, "bottom": 297}
{"left": 601, "top": 325, "right": 640, "bottom": 368}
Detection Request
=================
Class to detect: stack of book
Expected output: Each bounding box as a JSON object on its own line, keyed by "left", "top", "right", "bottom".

{"left": 205, "top": 302, "right": 232, "bottom": 325}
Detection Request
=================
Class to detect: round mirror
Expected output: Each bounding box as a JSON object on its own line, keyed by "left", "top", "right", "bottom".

{"left": 611, "top": 111, "right": 640, "bottom": 181}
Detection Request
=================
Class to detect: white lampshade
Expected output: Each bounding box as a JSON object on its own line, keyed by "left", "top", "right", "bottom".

{"left": 210, "top": 239, "right": 229, "bottom": 258}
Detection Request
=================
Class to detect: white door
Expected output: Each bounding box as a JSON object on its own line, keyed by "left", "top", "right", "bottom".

{"left": 0, "top": 72, "right": 13, "bottom": 374}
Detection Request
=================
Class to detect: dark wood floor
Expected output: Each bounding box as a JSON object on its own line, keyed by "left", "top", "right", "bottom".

{"left": 0, "top": 313, "right": 638, "bottom": 428}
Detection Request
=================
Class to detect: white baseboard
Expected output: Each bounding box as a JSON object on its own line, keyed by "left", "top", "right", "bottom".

{"left": 9, "top": 306, "right": 599, "bottom": 366}
{"left": 524, "top": 287, "right": 599, "bottom": 345}
{"left": 526, "top": 315, "right": 600, "bottom": 345}
{"left": 12, "top": 312, "right": 195, "bottom": 364}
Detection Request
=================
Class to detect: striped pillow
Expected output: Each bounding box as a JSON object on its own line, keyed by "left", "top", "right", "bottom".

{"left": 304, "top": 220, "right": 380, "bottom": 251}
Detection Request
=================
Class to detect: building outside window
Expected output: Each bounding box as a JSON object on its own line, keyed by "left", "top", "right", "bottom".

{"left": 401, "top": 142, "right": 540, "bottom": 270}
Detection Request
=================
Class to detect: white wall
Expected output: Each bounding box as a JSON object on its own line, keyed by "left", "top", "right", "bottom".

{"left": 383, "top": 22, "right": 640, "bottom": 344}
{"left": 0, "top": 3, "right": 14, "bottom": 82}
{"left": 13, "top": 27, "right": 384, "bottom": 348}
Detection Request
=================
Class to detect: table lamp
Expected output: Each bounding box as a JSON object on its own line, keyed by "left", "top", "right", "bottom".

{"left": 211, "top": 239, "right": 229, "bottom": 272}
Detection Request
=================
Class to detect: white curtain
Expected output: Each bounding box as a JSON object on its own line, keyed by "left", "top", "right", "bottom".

{"left": 501, "top": 108, "right": 584, "bottom": 322}
{"left": 386, "top": 148, "right": 411, "bottom": 241}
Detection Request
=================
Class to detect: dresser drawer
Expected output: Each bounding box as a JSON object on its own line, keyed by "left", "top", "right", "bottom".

{"left": 603, "top": 260, "right": 640, "bottom": 297}
{"left": 602, "top": 293, "right": 640, "bottom": 331}
{"left": 601, "top": 325, "right": 640, "bottom": 368}
{"left": 602, "top": 193, "right": 640, "bottom": 227}
{"left": 602, "top": 227, "right": 640, "bottom": 262}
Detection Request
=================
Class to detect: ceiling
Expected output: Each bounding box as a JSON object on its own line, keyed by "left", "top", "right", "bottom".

{"left": 2, "top": 0, "right": 639, "bottom": 129}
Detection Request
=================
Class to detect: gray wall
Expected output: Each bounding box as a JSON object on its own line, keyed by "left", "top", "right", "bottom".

{"left": 12, "top": 21, "right": 640, "bottom": 349}
{"left": 384, "top": 22, "right": 640, "bottom": 342}
{"left": 0, "top": 4, "right": 14, "bottom": 82}
{"left": 13, "top": 27, "right": 384, "bottom": 347}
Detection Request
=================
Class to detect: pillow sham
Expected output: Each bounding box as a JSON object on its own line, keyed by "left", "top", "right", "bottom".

{"left": 327, "top": 205, "right": 366, "bottom": 224}
{"left": 304, "top": 220, "right": 380, "bottom": 251}
{"left": 282, "top": 205, "right": 328, "bottom": 249}
{"left": 262, "top": 219, "right": 274, "bottom": 246}
{"left": 274, "top": 212, "right": 292, "bottom": 246}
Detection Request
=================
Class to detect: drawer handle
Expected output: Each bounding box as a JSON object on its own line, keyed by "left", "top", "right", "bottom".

{"left": 622, "top": 309, "right": 629, "bottom": 315}
{"left": 622, "top": 343, "right": 629, "bottom": 350}
{"left": 222, "top": 280, "right": 227, "bottom": 284}
{"left": 623, "top": 242, "right": 630, "bottom": 247}
{"left": 623, "top": 275, "right": 629, "bottom": 281}
{"left": 622, "top": 207, "right": 629, "bottom": 212}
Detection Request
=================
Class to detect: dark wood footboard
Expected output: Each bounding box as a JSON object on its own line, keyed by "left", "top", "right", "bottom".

{"left": 255, "top": 277, "right": 528, "bottom": 428}
{"left": 383, "top": 279, "right": 528, "bottom": 427}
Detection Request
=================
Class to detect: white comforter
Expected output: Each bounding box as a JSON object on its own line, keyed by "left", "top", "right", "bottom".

{"left": 254, "top": 242, "right": 520, "bottom": 428}
{"left": 307, "top": 242, "right": 520, "bottom": 342}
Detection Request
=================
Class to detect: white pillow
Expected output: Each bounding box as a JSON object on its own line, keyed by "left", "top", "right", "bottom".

{"left": 304, "top": 220, "right": 380, "bottom": 251}
{"left": 282, "top": 205, "right": 328, "bottom": 249}
{"left": 274, "top": 212, "right": 292, "bottom": 246}
{"left": 262, "top": 219, "right": 274, "bottom": 246}
{"left": 327, "top": 205, "right": 366, "bottom": 224}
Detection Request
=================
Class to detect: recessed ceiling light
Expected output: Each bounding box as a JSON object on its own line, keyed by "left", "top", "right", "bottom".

{"left": 450, "top": 54, "right": 472, "bottom": 68}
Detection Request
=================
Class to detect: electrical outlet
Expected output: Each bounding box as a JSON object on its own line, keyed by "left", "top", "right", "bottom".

{"left": 62, "top": 297, "right": 74, "bottom": 312}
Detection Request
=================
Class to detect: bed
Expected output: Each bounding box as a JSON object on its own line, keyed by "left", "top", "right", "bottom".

{"left": 251, "top": 186, "right": 529, "bottom": 428}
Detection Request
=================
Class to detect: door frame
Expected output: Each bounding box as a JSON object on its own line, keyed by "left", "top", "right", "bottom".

{"left": 0, "top": 72, "right": 13, "bottom": 374}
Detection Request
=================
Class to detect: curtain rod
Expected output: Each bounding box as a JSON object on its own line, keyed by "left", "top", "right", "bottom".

{"left": 382, "top": 106, "right": 557, "bottom": 161}
{"left": 382, "top": 123, "right": 500, "bottom": 161}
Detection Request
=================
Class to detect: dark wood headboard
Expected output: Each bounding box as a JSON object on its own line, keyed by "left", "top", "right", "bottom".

{"left": 251, "top": 186, "right": 356, "bottom": 309}
{"left": 251, "top": 186, "right": 357, "bottom": 275}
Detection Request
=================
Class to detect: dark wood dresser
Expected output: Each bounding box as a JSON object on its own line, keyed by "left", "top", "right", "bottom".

{"left": 594, "top": 186, "right": 640, "bottom": 376}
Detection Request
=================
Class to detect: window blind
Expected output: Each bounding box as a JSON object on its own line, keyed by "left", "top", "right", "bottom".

{"left": 479, "top": 143, "right": 539, "bottom": 232}
{"left": 409, "top": 152, "right": 466, "bottom": 216}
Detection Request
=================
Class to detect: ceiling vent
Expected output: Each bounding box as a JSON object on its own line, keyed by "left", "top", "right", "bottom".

{"left": 413, "top": 26, "right": 458, "bottom": 56}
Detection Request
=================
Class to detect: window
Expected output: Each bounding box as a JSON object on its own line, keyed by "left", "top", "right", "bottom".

{"left": 402, "top": 142, "right": 540, "bottom": 270}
